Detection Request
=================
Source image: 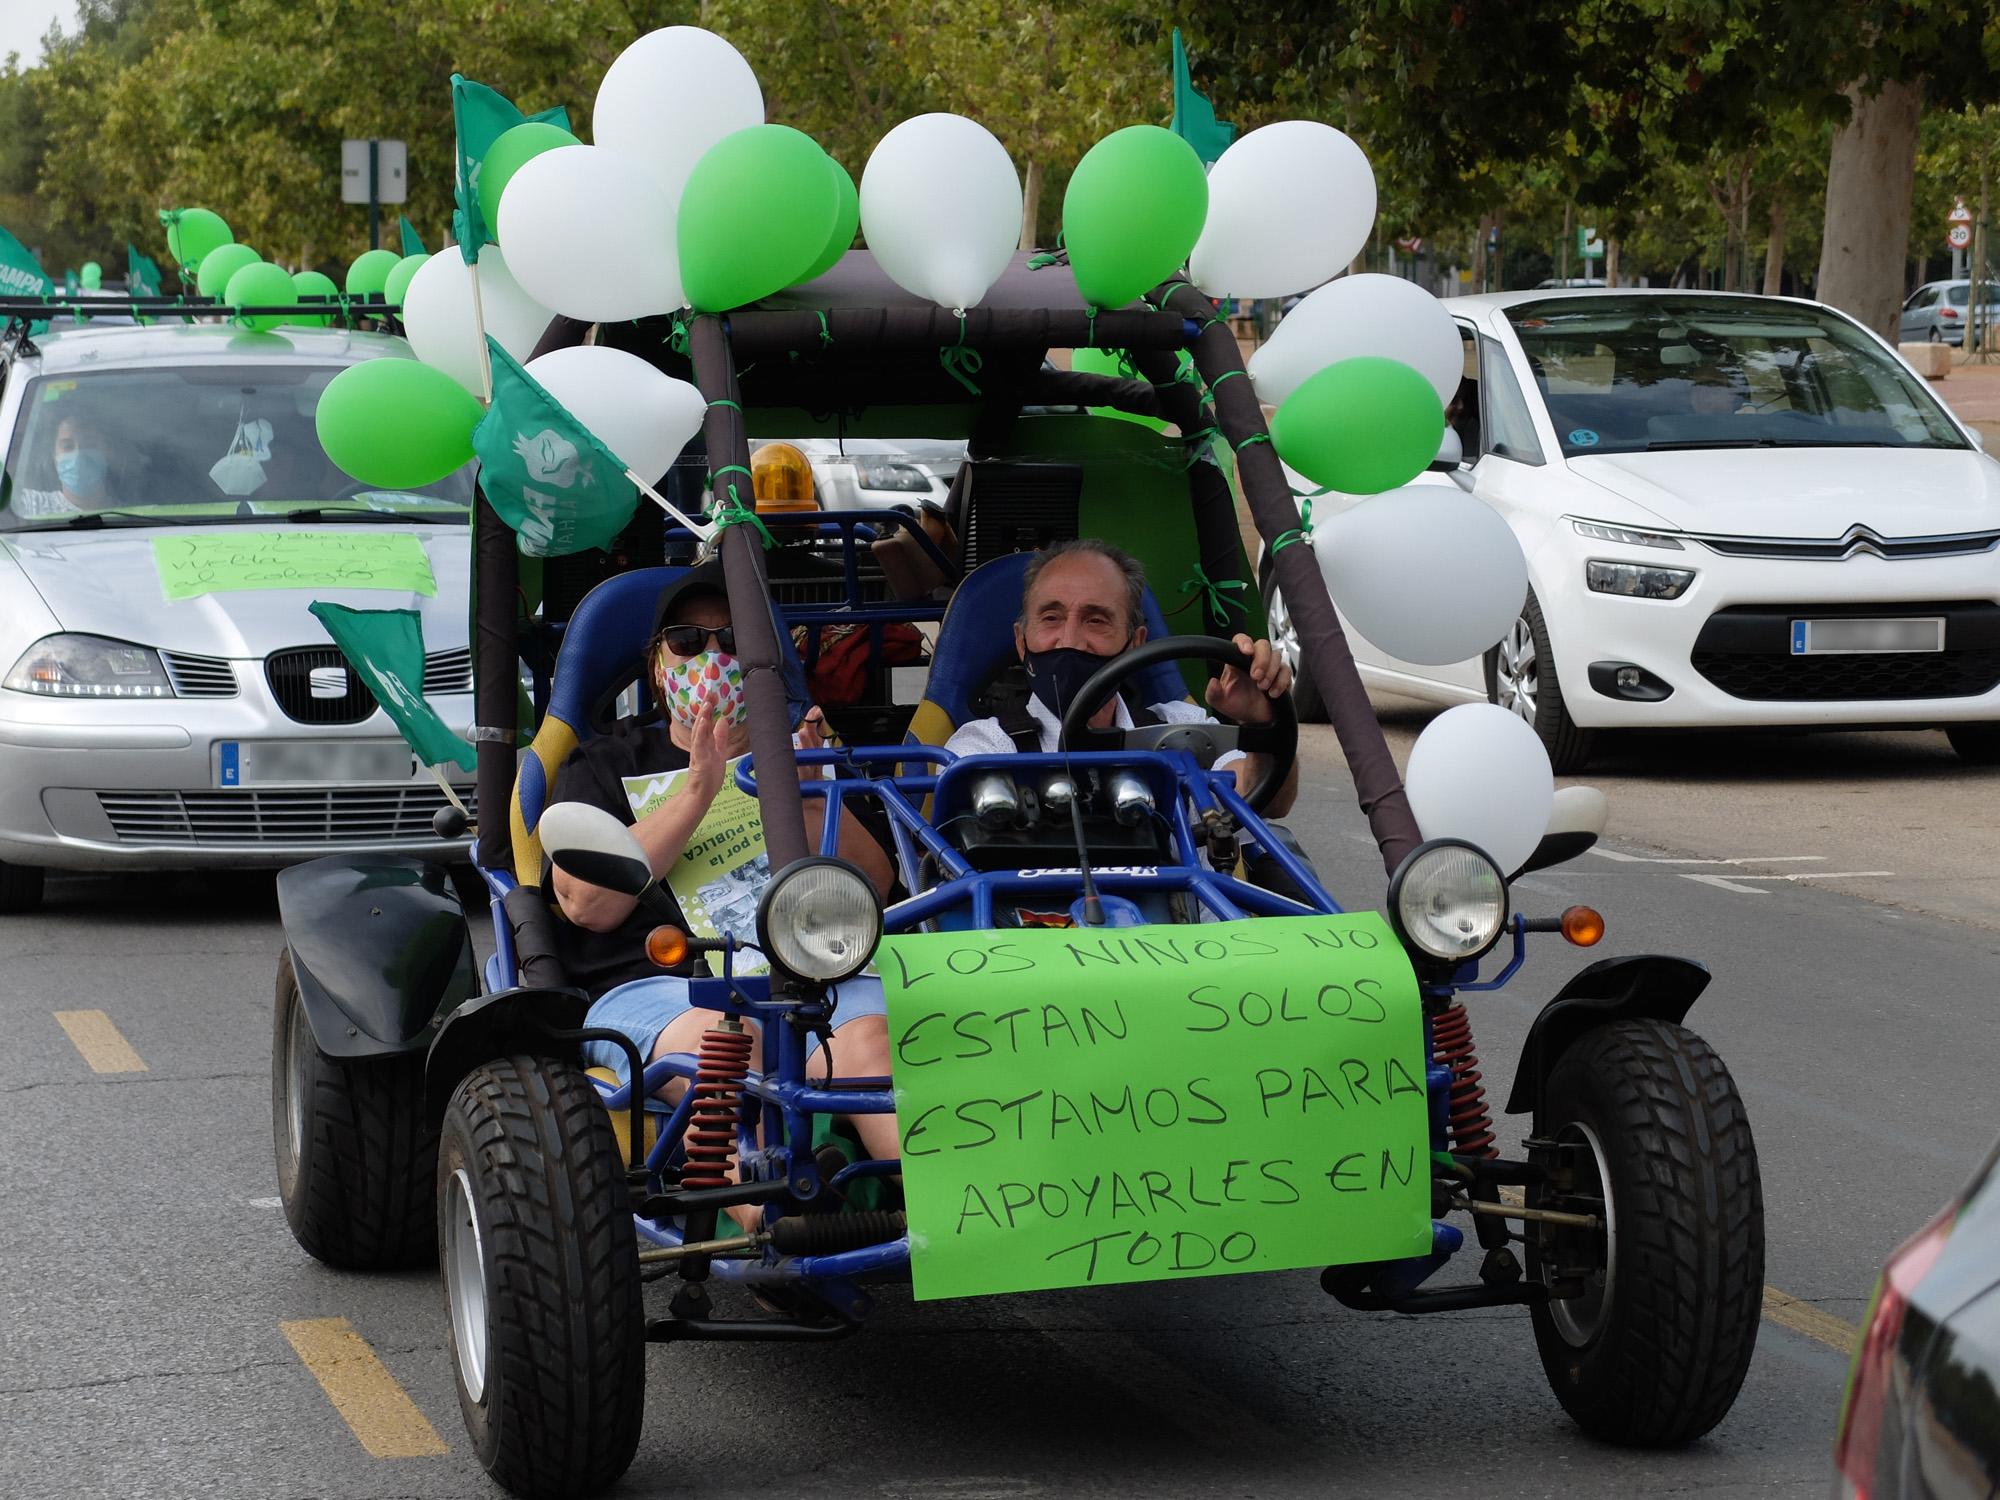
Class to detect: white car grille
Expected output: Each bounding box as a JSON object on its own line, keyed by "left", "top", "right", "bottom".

{"left": 96, "top": 786, "right": 473, "bottom": 845}
{"left": 160, "top": 650, "right": 238, "bottom": 698}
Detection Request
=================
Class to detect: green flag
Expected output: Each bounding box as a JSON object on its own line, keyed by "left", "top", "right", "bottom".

{"left": 1170, "top": 29, "right": 1235, "bottom": 166}
{"left": 126, "top": 243, "right": 162, "bottom": 298}
{"left": 398, "top": 216, "right": 427, "bottom": 258}
{"left": 308, "top": 602, "right": 475, "bottom": 772}
{"left": 0, "top": 223, "right": 54, "bottom": 301}
{"left": 63, "top": 269, "right": 79, "bottom": 297}
{"left": 451, "top": 75, "right": 570, "bottom": 265}
{"left": 472, "top": 337, "right": 638, "bottom": 556}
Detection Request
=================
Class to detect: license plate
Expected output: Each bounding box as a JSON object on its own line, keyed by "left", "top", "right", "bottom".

{"left": 1790, "top": 617, "right": 1945, "bottom": 655}
{"left": 217, "top": 740, "right": 418, "bottom": 787}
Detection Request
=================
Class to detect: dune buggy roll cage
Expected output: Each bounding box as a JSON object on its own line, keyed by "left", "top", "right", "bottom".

{"left": 468, "top": 258, "right": 1422, "bottom": 890}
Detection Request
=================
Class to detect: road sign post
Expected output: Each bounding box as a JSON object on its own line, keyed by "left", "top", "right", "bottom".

{"left": 341, "top": 139, "right": 408, "bottom": 252}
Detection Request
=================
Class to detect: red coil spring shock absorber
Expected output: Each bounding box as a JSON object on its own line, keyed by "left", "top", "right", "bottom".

{"left": 1431, "top": 1001, "right": 1497, "bottom": 1158}
{"left": 682, "top": 1021, "right": 753, "bottom": 1190}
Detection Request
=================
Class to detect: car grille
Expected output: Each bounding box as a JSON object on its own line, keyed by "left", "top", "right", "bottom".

{"left": 1691, "top": 601, "right": 2000, "bottom": 701}
{"left": 421, "top": 647, "right": 473, "bottom": 694}
{"left": 96, "top": 786, "right": 475, "bottom": 846}
{"left": 266, "top": 647, "right": 376, "bottom": 725}
{"left": 160, "top": 650, "right": 238, "bottom": 698}
{"left": 1690, "top": 527, "right": 2000, "bottom": 562}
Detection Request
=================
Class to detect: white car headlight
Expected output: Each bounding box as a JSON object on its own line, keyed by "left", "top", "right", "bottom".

{"left": 1570, "top": 518, "right": 1685, "bottom": 551}
{"left": 4, "top": 634, "right": 174, "bottom": 697}
{"left": 853, "top": 459, "right": 932, "bottom": 493}
{"left": 757, "top": 857, "right": 882, "bottom": 983}
{"left": 1585, "top": 559, "right": 1697, "bottom": 599}
{"left": 1389, "top": 840, "right": 1509, "bottom": 963}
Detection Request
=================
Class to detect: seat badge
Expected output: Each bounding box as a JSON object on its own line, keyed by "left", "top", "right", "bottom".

{"left": 308, "top": 665, "right": 348, "bottom": 699}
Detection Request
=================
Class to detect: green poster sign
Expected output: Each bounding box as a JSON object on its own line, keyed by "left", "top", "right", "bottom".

{"left": 880, "top": 912, "right": 1432, "bottom": 1302}
{"left": 152, "top": 531, "right": 437, "bottom": 601}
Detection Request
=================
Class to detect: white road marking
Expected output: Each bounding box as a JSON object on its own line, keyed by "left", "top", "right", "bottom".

{"left": 249, "top": 1196, "right": 283, "bottom": 1209}
{"left": 1681, "top": 870, "right": 1893, "bottom": 896}
{"left": 1591, "top": 849, "right": 1826, "bottom": 867}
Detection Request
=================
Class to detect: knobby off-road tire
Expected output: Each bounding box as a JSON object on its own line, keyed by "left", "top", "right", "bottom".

{"left": 0, "top": 859, "right": 44, "bottom": 913}
{"left": 439, "top": 1055, "right": 644, "bottom": 1500}
{"left": 272, "top": 948, "right": 437, "bottom": 1269}
{"left": 1527, "top": 1018, "right": 1764, "bottom": 1446}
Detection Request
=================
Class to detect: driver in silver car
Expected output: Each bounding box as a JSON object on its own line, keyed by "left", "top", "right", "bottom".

{"left": 943, "top": 538, "right": 1299, "bottom": 815}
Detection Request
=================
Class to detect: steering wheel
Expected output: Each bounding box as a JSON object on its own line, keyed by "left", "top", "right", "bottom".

{"left": 1056, "top": 635, "right": 1298, "bottom": 812}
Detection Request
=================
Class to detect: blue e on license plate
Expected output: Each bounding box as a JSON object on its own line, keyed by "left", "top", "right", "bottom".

{"left": 217, "top": 740, "right": 418, "bottom": 787}
{"left": 1790, "top": 617, "right": 1944, "bottom": 655}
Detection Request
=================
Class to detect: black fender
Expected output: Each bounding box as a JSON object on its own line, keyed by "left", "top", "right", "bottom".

{"left": 276, "top": 855, "right": 476, "bottom": 1061}
{"left": 422, "top": 985, "right": 592, "bottom": 1123}
{"left": 1503, "top": 954, "right": 1711, "bottom": 1116}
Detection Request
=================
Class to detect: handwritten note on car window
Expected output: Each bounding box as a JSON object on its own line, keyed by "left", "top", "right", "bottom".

{"left": 152, "top": 532, "right": 436, "bottom": 601}
{"left": 878, "top": 912, "right": 1431, "bottom": 1301}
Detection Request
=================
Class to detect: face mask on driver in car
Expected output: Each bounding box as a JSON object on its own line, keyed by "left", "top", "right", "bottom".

{"left": 653, "top": 644, "right": 749, "bottom": 731}
{"left": 1022, "top": 644, "right": 1121, "bottom": 719}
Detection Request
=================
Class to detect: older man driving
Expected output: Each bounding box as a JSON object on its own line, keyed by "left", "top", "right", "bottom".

{"left": 944, "top": 538, "right": 1299, "bottom": 815}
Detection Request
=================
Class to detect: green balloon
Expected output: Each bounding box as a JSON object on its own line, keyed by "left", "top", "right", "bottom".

{"left": 679, "top": 125, "right": 838, "bottom": 311}
{"left": 479, "top": 121, "right": 579, "bottom": 237}
{"left": 1271, "top": 356, "right": 1445, "bottom": 496}
{"left": 1063, "top": 125, "right": 1209, "bottom": 310}
{"left": 794, "top": 155, "right": 860, "bottom": 286}
{"left": 196, "top": 243, "right": 262, "bottom": 299}
{"left": 79, "top": 261, "right": 102, "bottom": 290}
{"left": 345, "top": 248, "right": 401, "bottom": 298}
{"left": 315, "top": 358, "right": 482, "bottom": 490}
{"left": 164, "top": 208, "right": 232, "bottom": 272}
{"left": 1071, "top": 346, "right": 1171, "bottom": 432}
{"left": 289, "top": 270, "right": 340, "bottom": 327}
{"left": 224, "top": 261, "right": 299, "bottom": 333}
{"left": 384, "top": 253, "right": 429, "bottom": 307}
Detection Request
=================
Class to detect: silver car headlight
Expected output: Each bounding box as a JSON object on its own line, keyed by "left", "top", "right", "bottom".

{"left": 1388, "top": 840, "right": 1509, "bottom": 963}
{"left": 4, "top": 634, "right": 174, "bottom": 697}
{"left": 1569, "top": 517, "right": 1685, "bottom": 550}
{"left": 1585, "top": 559, "right": 1697, "bottom": 599}
{"left": 853, "top": 459, "right": 932, "bottom": 493}
{"left": 756, "top": 857, "right": 882, "bottom": 983}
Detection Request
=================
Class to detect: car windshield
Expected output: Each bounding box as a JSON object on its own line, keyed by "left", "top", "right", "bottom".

{"left": 0, "top": 363, "right": 475, "bottom": 530}
{"left": 1505, "top": 296, "right": 1969, "bottom": 458}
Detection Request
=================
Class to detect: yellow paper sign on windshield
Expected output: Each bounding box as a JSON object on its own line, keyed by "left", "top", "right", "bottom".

{"left": 879, "top": 912, "right": 1432, "bottom": 1301}
{"left": 152, "top": 532, "right": 436, "bottom": 601}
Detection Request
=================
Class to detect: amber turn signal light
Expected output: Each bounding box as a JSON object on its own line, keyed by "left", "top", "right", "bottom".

{"left": 1560, "top": 905, "right": 1606, "bottom": 947}
{"left": 646, "top": 925, "right": 690, "bottom": 968}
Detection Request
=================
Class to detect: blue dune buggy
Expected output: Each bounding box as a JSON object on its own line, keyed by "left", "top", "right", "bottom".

{"left": 270, "top": 255, "right": 1764, "bottom": 1499}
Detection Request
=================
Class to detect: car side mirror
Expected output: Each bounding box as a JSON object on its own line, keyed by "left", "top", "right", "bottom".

{"left": 539, "top": 801, "right": 653, "bottom": 896}
{"left": 1428, "top": 428, "right": 1464, "bottom": 472}
{"left": 1512, "top": 785, "right": 1608, "bottom": 877}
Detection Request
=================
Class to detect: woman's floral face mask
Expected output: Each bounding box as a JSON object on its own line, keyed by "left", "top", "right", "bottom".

{"left": 652, "top": 640, "right": 748, "bottom": 729}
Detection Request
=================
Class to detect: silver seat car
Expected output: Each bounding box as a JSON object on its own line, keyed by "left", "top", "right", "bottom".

{"left": 0, "top": 321, "right": 476, "bottom": 912}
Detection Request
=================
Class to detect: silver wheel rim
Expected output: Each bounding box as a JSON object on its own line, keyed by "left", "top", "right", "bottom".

{"left": 1546, "top": 1119, "right": 1618, "bottom": 1348}
{"left": 1267, "top": 579, "right": 1301, "bottom": 674}
{"left": 283, "top": 992, "right": 306, "bottom": 1168}
{"left": 443, "top": 1167, "right": 489, "bottom": 1401}
{"left": 1493, "top": 615, "right": 1538, "bottom": 724}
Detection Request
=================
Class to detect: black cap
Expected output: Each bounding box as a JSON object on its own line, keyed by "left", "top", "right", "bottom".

{"left": 650, "top": 558, "right": 730, "bottom": 640}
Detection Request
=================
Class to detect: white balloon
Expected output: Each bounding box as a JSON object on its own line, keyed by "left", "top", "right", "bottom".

{"left": 1312, "top": 488, "right": 1527, "bottom": 665}
{"left": 496, "top": 145, "right": 683, "bottom": 322}
{"left": 1250, "top": 273, "right": 1464, "bottom": 406}
{"left": 525, "top": 345, "right": 704, "bottom": 483}
{"left": 593, "top": 26, "right": 764, "bottom": 209}
{"left": 1404, "top": 703, "right": 1554, "bottom": 876}
{"left": 1190, "top": 122, "right": 1376, "bottom": 298}
{"left": 861, "top": 114, "right": 1021, "bottom": 311}
{"left": 401, "top": 247, "right": 554, "bottom": 396}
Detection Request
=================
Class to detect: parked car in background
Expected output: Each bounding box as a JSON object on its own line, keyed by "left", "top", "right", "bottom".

{"left": 1899, "top": 280, "right": 2000, "bottom": 346}
{"left": 1263, "top": 290, "right": 2000, "bottom": 771}
{"left": 1834, "top": 1135, "right": 2000, "bottom": 1499}
{"left": 0, "top": 321, "right": 476, "bottom": 911}
{"left": 795, "top": 436, "right": 964, "bottom": 513}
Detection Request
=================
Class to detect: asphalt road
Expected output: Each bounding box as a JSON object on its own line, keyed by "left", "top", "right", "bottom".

{"left": 4, "top": 722, "right": 1997, "bottom": 1500}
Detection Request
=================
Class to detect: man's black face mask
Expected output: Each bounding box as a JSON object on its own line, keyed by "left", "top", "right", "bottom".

{"left": 1023, "top": 641, "right": 1130, "bottom": 718}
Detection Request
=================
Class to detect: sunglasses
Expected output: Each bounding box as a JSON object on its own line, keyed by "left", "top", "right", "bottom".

{"left": 658, "top": 624, "right": 736, "bottom": 658}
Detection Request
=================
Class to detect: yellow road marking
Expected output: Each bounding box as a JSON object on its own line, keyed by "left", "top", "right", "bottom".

{"left": 1499, "top": 1187, "right": 1859, "bottom": 1352}
{"left": 1762, "top": 1286, "right": 1859, "bottom": 1353}
{"left": 279, "top": 1317, "right": 448, "bottom": 1459}
{"left": 53, "top": 1010, "right": 146, "bottom": 1074}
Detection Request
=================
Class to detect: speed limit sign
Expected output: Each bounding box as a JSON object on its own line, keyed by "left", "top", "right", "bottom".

{"left": 1950, "top": 223, "right": 1973, "bottom": 250}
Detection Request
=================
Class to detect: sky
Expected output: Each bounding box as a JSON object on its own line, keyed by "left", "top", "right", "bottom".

{"left": 0, "top": 2, "right": 72, "bottom": 68}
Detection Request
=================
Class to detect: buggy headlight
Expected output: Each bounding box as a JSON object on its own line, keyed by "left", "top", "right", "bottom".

{"left": 1388, "top": 839, "right": 1509, "bottom": 963}
{"left": 756, "top": 857, "right": 881, "bottom": 983}
{"left": 4, "top": 634, "right": 174, "bottom": 697}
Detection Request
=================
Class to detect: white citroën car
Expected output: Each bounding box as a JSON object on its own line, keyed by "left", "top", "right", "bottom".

{"left": 0, "top": 321, "right": 477, "bottom": 912}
